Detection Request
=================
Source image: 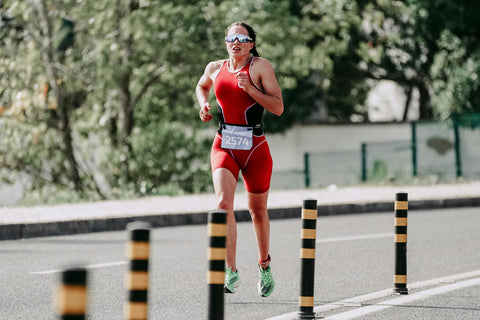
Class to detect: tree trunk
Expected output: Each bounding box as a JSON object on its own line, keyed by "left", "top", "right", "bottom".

{"left": 402, "top": 86, "right": 413, "bottom": 122}
{"left": 120, "top": 74, "right": 134, "bottom": 139}
{"left": 417, "top": 82, "right": 432, "bottom": 120}
{"left": 31, "top": 0, "right": 84, "bottom": 194}
{"left": 58, "top": 92, "right": 83, "bottom": 192}
{"left": 119, "top": 72, "right": 134, "bottom": 182}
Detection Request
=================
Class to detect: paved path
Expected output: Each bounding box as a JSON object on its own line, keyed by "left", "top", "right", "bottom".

{"left": 0, "top": 181, "right": 479, "bottom": 240}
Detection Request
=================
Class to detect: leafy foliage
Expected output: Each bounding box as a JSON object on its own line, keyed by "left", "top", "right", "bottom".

{"left": 1, "top": 0, "right": 480, "bottom": 203}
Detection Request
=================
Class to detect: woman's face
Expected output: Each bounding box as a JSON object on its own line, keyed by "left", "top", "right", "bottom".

{"left": 225, "top": 26, "right": 254, "bottom": 58}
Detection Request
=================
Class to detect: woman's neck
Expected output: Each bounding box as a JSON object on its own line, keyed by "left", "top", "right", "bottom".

{"left": 228, "top": 56, "right": 251, "bottom": 72}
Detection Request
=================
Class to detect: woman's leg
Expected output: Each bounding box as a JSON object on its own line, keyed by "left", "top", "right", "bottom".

{"left": 212, "top": 168, "right": 238, "bottom": 271}
{"left": 247, "top": 190, "right": 270, "bottom": 269}
{"left": 249, "top": 190, "right": 275, "bottom": 297}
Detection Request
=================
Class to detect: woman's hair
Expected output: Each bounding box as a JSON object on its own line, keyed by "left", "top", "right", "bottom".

{"left": 226, "top": 22, "right": 260, "bottom": 57}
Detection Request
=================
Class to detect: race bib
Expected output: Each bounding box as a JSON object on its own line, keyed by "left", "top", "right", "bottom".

{"left": 221, "top": 124, "right": 253, "bottom": 150}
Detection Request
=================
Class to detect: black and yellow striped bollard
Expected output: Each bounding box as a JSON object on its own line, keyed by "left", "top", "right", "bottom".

{"left": 207, "top": 210, "right": 227, "bottom": 320}
{"left": 55, "top": 267, "right": 88, "bottom": 320}
{"left": 125, "top": 222, "right": 151, "bottom": 320}
{"left": 394, "top": 192, "right": 408, "bottom": 295}
{"left": 298, "top": 199, "right": 317, "bottom": 320}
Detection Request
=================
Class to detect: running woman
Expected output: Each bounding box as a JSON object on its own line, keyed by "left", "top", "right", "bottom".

{"left": 196, "top": 22, "right": 284, "bottom": 297}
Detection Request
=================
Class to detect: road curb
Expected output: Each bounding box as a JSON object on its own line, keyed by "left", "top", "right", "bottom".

{"left": 1, "top": 197, "right": 479, "bottom": 241}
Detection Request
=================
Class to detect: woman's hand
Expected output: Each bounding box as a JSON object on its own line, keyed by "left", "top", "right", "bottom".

{"left": 236, "top": 71, "right": 250, "bottom": 90}
{"left": 199, "top": 102, "right": 213, "bottom": 122}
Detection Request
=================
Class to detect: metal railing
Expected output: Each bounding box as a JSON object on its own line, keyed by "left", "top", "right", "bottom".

{"left": 271, "top": 115, "right": 480, "bottom": 190}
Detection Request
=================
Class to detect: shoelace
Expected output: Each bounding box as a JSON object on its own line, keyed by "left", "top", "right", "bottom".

{"left": 261, "top": 269, "right": 272, "bottom": 284}
{"left": 226, "top": 270, "right": 238, "bottom": 283}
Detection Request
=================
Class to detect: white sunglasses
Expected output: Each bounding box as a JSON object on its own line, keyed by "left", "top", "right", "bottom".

{"left": 225, "top": 33, "right": 253, "bottom": 43}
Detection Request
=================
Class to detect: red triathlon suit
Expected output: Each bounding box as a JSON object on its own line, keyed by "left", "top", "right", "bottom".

{"left": 211, "top": 56, "right": 273, "bottom": 194}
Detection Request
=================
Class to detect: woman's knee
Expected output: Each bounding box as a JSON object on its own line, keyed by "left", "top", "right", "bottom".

{"left": 213, "top": 168, "right": 237, "bottom": 211}
{"left": 217, "top": 193, "right": 234, "bottom": 211}
{"left": 247, "top": 191, "right": 269, "bottom": 222}
{"left": 249, "top": 207, "right": 268, "bottom": 222}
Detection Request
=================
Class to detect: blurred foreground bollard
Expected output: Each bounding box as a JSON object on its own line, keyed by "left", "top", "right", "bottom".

{"left": 125, "top": 222, "right": 151, "bottom": 320}
{"left": 207, "top": 210, "right": 227, "bottom": 320}
{"left": 394, "top": 193, "right": 408, "bottom": 295}
{"left": 298, "top": 199, "right": 317, "bottom": 320}
{"left": 56, "top": 267, "right": 88, "bottom": 320}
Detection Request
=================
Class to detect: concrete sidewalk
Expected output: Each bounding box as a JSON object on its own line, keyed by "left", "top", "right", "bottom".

{"left": 1, "top": 181, "right": 479, "bottom": 240}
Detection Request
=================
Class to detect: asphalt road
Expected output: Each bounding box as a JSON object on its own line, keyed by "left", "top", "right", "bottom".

{"left": 0, "top": 207, "right": 479, "bottom": 319}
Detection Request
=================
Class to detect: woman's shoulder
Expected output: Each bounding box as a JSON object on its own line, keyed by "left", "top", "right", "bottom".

{"left": 251, "top": 57, "right": 273, "bottom": 69}
{"left": 205, "top": 59, "right": 226, "bottom": 74}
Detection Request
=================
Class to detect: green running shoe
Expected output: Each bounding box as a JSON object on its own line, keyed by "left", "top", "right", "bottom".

{"left": 258, "top": 265, "right": 275, "bottom": 297}
{"left": 224, "top": 267, "right": 240, "bottom": 293}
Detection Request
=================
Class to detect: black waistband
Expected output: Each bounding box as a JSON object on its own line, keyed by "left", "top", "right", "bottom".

{"left": 218, "top": 123, "right": 263, "bottom": 136}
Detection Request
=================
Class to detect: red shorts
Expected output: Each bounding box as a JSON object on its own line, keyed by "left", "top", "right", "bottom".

{"left": 211, "top": 133, "right": 273, "bottom": 194}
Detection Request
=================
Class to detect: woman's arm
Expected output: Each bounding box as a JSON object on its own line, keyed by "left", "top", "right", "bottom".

{"left": 237, "top": 58, "right": 284, "bottom": 116}
{"left": 195, "top": 62, "right": 216, "bottom": 122}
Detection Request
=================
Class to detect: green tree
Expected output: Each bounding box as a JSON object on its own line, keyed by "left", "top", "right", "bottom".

{"left": 1, "top": 0, "right": 216, "bottom": 202}
{"left": 298, "top": 0, "right": 369, "bottom": 122}
{"left": 428, "top": 1, "right": 480, "bottom": 119}
{"left": 354, "top": 0, "right": 480, "bottom": 120}
{"left": 1, "top": 0, "right": 95, "bottom": 200}
{"left": 2, "top": 0, "right": 480, "bottom": 204}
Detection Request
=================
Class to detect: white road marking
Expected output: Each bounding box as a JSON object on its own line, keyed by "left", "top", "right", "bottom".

{"left": 323, "top": 277, "right": 480, "bottom": 319}
{"left": 264, "top": 269, "right": 480, "bottom": 320}
{"left": 316, "top": 233, "right": 393, "bottom": 244}
{"left": 29, "top": 260, "right": 128, "bottom": 275}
